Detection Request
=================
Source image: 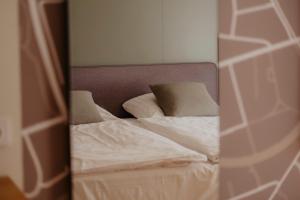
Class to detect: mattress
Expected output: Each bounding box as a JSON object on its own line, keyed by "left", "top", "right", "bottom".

{"left": 73, "top": 162, "right": 218, "bottom": 200}
{"left": 72, "top": 117, "right": 219, "bottom": 200}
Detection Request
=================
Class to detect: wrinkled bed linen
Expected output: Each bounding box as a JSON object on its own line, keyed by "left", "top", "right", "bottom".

{"left": 71, "top": 120, "right": 207, "bottom": 175}
{"left": 138, "top": 117, "right": 219, "bottom": 162}
{"left": 73, "top": 162, "right": 219, "bottom": 200}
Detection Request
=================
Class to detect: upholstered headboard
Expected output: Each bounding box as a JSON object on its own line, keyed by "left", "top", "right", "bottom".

{"left": 71, "top": 63, "right": 218, "bottom": 118}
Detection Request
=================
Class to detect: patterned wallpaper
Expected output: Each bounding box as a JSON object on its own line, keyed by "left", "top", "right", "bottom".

{"left": 219, "top": 0, "right": 300, "bottom": 199}
{"left": 19, "top": 0, "right": 70, "bottom": 199}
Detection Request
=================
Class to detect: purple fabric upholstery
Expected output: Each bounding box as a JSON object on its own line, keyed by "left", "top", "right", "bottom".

{"left": 71, "top": 63, "right": 218, "bottom": 118}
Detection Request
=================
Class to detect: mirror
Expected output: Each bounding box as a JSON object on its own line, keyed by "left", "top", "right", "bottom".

{"left": 68, "top": 0, "right": 219, "bottom": 199}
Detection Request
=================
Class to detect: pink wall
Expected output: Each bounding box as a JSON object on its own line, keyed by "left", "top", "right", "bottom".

{"left": 219, "top": 0, "right": 300, "bottom": 199}
{"left": 19, "top": 0, "right": 70, "bottom": 199}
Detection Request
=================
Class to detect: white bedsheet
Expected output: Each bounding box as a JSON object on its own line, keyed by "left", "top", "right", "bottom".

{"left": 71, "top": 120, "right": 206, "bottom": 175}
{"left": 138, "top": 117, "right": 219, "bottom": 162}
{"left": 73, "top": 162, "right": 218, "bottom": 200}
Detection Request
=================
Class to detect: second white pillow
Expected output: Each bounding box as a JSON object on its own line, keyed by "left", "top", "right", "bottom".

{"left": 122, "top": 93, "right": 164, "bottom": 118}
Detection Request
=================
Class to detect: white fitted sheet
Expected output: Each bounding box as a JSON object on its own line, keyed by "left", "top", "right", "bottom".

{"left": 73, "top": 162, "right": 218, "bottom": 200}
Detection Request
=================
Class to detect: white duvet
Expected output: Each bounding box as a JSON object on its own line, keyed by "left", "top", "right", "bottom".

{"left": 71, "top": 120, "right": 207, "bottom": 175}
{"left": 138, "top": 116, "right": 219, "bottom": 162}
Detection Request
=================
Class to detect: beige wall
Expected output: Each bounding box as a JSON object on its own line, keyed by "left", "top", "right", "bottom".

{"left": 69, "top": 0, "right": 218, "bottom": 66}
{"left": 0, "top": 0, "right": 23, "bottom": 189}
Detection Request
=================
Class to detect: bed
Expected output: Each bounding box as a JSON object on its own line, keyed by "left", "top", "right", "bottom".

{"left": 71, "top": 63, "right": 219, "bottom": 200}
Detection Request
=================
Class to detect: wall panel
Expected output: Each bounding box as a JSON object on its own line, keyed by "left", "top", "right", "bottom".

{"left": 69, "top": 0, "right": 217, "bottom": 66}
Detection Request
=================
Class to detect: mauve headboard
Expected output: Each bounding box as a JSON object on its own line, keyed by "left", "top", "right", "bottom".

{"left": 71, "top": 63, "right": 218, "bottom": 118}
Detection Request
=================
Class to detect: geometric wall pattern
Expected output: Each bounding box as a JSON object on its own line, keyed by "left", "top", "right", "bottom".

{"left": 19, "top": 0, "right": 70, "bottom": 199}
{"left": 219, "top": 0, "right": 300, "bottom": 199}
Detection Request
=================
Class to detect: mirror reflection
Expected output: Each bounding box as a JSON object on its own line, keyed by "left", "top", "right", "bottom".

{"left": 69, "top": 0, "right": 219, "bottom": 199}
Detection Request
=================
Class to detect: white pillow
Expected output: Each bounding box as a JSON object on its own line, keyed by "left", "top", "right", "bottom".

{"left": 95, "top": 104, "right": 119, "bottom": 121}
{"left": 122, "top": 93, "right": 164, "bottom": 118}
